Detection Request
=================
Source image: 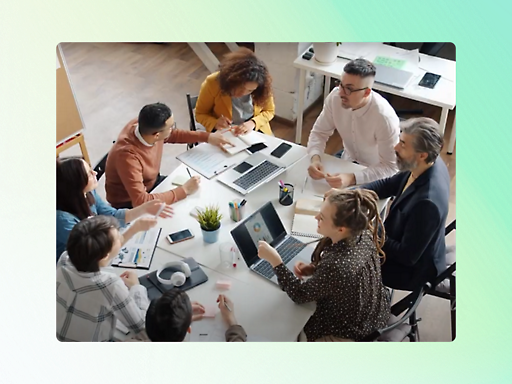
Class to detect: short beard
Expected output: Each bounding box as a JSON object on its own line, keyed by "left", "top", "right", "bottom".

{"left": 396, "top": 155, "right": 418, "bottom": 172}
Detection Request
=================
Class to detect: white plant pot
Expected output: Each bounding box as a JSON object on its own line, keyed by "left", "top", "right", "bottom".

{"left": 312, "top": 43, "right": 338, "bottom": 65}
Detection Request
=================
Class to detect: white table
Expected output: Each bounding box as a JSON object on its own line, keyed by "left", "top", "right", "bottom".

{"left": 114, "top": 135, "right": 387, "bottom": 341}
{"left": 293, "top": 43, "right": 456, "bottom": 154}
{"left": 110, "top": 248, "right": 314, "bottom": 341}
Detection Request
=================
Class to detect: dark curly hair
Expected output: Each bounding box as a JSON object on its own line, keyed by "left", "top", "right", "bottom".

{"left": 217, "top": 47, "right": 272, "bottom": 106}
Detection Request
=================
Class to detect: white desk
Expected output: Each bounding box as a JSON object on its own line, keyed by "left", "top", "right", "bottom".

{"left": 293, "top": 43, "right": 456, "bottom": 154}
{"left": 114, "top": 135, "right": 387, "bottom": 341}
{"left": 110, "top": 249, "right": 314, "bottom": 341}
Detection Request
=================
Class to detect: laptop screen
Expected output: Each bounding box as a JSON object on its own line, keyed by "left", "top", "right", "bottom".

{"left": 230, "top": 202, "right": 287, "bottom": 267}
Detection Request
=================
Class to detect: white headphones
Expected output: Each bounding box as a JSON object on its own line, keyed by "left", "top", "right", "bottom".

{"left": 156, "top": 261, "right": 192, "bottom": 287}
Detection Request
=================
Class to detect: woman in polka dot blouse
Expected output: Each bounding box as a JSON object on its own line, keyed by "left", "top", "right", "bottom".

{"left": 258, "top": 189, "right": 390, "bottom": 341}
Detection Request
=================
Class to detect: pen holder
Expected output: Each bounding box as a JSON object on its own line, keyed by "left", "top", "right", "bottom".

{"left": 229, "top": 199, "right": 245, "bottom": 222}
{"left": 279, "top": 183, "right": 294, "bottom": 206}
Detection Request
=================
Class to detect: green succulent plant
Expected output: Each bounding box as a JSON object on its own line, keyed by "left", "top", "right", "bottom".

{"left": 196, "top": 205, "right": 222, "bottom": 231}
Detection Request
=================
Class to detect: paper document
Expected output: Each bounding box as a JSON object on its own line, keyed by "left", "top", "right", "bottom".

{"left": 177, "top": 143, "right": 235, "bottom": 179}
{"left": 110, "top": 226, "right": 161, "bottom": 269}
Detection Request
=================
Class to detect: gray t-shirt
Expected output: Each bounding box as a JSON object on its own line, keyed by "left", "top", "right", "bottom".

{"left": 231, "top": 94, "right": 254, "bottom": 125}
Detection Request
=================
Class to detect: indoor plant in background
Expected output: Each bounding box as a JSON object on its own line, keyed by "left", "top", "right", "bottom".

{"left": 312, "top": 42, "right": 341, "bottom": 65}
{"left": 196, "top": 205, "right": 223, "bottom": 244}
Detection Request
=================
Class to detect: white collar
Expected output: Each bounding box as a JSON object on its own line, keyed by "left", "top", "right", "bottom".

{"left": 134, "top": 124, "right": 154, "bottom": 147}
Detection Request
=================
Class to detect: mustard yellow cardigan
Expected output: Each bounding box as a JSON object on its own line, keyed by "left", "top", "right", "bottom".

{"left": 195, "top": 72, "right": 275, "bottom": 135}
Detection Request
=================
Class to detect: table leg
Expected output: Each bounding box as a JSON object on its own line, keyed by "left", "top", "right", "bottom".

{"left": 323, "top": 75, "right": 331, "bottom": 100}
{"left": 296, "top": 68, "right": 306, "bottom": 144}
{"left": 439, "top": 107, "right": 449, "bottom": 136}
{"left": 447, "top": 116, "right": 456, "bottom": 155}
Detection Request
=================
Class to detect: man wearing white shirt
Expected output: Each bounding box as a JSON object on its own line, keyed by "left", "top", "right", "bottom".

{"left": 307, "top": 59, "right": 400, "bottom": 187}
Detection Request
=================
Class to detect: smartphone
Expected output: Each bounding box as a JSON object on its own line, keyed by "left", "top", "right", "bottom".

{"left": 246, "top": 142, "right": 268, "bottom": 154}
{"left": 418, "top": 72, "right": 441, "bottom": 89}
{"left": 167, "top": 229, "right": 194, "bottom": 244}
{"left": 270, "top": 143, "right": 292, "bottom": 158}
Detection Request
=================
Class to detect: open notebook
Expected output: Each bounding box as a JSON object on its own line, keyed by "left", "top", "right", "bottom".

{"left": 221, "top": 131, "right": 266, "bottom": 155}
{"left": 291, "top": 198, "right": 323, "bottom": 239}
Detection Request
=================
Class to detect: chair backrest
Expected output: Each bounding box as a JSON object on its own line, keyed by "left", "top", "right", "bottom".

{"left": 186, "top": 94, "right": 199, "bottom": 149}
{"left": 186, "top": 93, "right": 198, "bottom": 132}
{"left": 362, "top": 284, "right": 426, "bottom": 341}
{"left": 93, "top": 141, "right": 115, "bottom": 180}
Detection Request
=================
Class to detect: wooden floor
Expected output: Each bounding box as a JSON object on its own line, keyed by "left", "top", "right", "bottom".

{"left": 60, "top": 42, "right": 455, "bottom": 206}
{"left": 60, "top": 43, "right": 456, "bottom": 341}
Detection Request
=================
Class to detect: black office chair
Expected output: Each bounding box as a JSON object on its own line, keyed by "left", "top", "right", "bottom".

{"left": 186, "top": 93, "right": 199, "bottom": 150}
{"left": 382, "top": 219, "right": 457, "bottom": 341}
{"left": 428, "top": 219, "right": 456, "bottom": 339}
{"left": 362, "top": 284, "right": 426, "bottom": 342}
{"left": 93, "top": 140, "right": 115, "bottom": 180}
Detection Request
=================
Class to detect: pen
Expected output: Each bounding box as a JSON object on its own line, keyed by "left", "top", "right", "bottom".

{"left": 302, "top": 176, "right": 308, "bottom": 193}
{"left": 186, "top": 168, "right": 192, "bottom": 178}
{"left": 224, "top": 301, "right": 232, "bottom": 312}
{"left": 155, "top": 203, "right": 165, "bottom": 218}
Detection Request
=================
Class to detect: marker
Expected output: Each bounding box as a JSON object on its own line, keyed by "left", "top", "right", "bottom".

{"left": 240, "top": 199, "right": 247, "bottom": 207}
{"left": 186, "top": 168, "right": 192, "bottom": 178}
{"left": 279, "top": 180, "right": 285, "bottom": 188}
{"left": 231, "top": 249, "right": 237, "bottom": 268}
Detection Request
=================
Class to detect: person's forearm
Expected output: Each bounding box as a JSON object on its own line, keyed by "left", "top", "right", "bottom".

{"left": 121, "top": 225, "right": 140, "bottom": 245}
{"left": 311, "top": 154, "right": 321, "bottom": 163}
{"left": 124, "top": 205, "right": 145, "bottom": 223}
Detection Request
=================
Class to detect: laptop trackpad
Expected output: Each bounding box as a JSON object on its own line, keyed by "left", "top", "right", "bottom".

{"left": 234, "top": 162, "right": 253, "bottom": 173}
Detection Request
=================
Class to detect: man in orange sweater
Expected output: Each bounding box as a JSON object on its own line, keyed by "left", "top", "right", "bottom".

{"left": 106, "top": 102, "right": 232, "bottom": 208}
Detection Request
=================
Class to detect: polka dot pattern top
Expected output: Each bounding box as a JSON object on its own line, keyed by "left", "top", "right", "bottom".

{"left": 273, "top": 230, "right": 390, "bottom": 341}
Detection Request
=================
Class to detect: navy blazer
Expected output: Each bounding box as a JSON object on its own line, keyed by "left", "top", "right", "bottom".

{"left": 363, "top": 159, "right": 450, "bottom": 289}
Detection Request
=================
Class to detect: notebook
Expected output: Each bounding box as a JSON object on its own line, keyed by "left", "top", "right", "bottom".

{"left": 291, "top": 214, "right": 322, "bottom": 239}
{"left": 291, "top": 198, "right": 323, "bottom": 239}
{"left": 221, "top": 131, "right": 266, "bottom": 155}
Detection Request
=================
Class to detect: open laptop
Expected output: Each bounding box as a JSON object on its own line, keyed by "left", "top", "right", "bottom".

{"left": 217, "top": 141, "right": 306, "bottom": 195}
{"left": 230, "top": 201, "right": 314, "bottom": 285}
{"left": 373, "top": 63, "right": 414, "bottom": 89}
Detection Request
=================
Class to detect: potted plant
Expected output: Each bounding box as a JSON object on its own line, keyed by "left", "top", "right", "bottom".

{"left": 196, "top": 205, "right": 223, "bottom": 244}
{"left": 312, "top": 42, "right": 341, "bottom": 65}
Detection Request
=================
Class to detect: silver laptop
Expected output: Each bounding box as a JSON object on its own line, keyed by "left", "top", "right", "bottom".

{"left": 230, "top": 202, "right": 314, "bottom": 285}
{"left": 373, "top": 63, "right": 414, "bottom": 89}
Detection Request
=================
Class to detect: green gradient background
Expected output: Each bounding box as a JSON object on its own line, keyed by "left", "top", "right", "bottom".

{"left": 1, "top": 0, "right": 511, "bottom": 383}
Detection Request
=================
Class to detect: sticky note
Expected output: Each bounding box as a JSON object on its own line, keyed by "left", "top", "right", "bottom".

{"left": 203, "top": 305, "right": 217, "bottom": 318}
{"left": 216, "top": 280, "right": 232, "bottom": 290}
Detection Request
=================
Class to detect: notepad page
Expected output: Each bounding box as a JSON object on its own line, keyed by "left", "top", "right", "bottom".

{"left": 221, "top": 131, "right": 250, "bottom": 155}
{"left": 291, "top": 214, "right": 322, "bottom": 239}
{"left": 238, "top": 131, "right": 266, "bottom": 146}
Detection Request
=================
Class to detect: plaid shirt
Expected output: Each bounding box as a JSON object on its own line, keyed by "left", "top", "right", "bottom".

{"left": 56, "top": 253, "right": 149, "bottom": 342}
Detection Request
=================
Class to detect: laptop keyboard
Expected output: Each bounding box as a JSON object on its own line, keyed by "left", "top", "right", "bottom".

{"left": 233, "top": 160, "right": 280, "bottom": 190}
{"left": 253, "top": 237, "right": 306, "bottom": 280}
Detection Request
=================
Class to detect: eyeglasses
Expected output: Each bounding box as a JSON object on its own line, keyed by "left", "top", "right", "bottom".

{"left": 336, "top": 81, "right": 368, "bottom": 96}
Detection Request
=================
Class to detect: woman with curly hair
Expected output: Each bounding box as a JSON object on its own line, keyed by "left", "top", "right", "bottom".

{"left": 195, "top": 47, "right": 275, "bottom": 136}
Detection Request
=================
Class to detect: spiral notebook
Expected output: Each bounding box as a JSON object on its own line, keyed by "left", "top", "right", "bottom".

{"left": 291, "top": 214, "right": 322, "bottom": 239}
